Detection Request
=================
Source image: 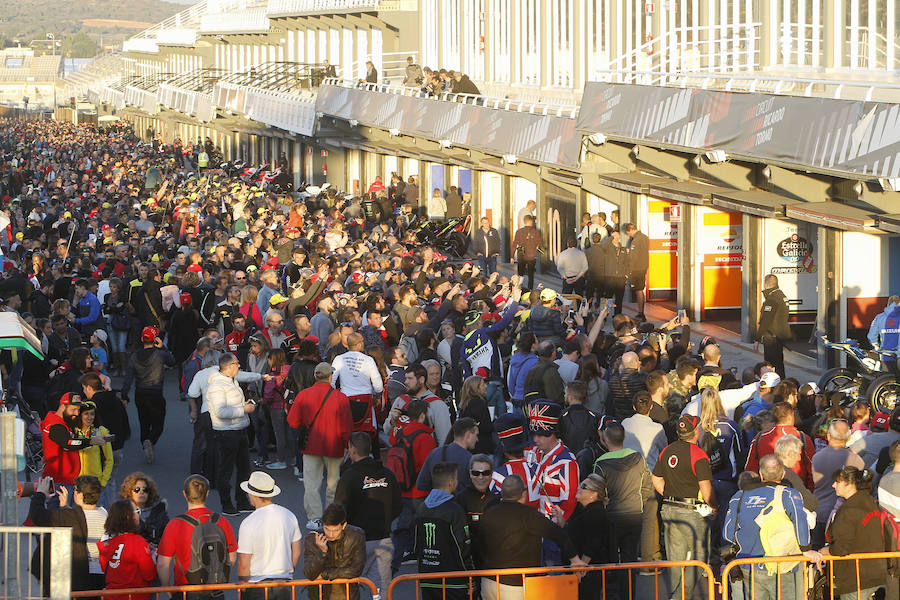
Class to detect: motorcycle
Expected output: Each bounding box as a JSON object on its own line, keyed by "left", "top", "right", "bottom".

{"left": 817, "top": 334, "right": 900, "bottom": 413}
{"left": 408, "top": 214, "right": 471, "bottom": 258}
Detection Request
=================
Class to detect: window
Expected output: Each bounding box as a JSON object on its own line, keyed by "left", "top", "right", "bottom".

{"left": 5, "top": 57, "right": 23, "bottom": 68}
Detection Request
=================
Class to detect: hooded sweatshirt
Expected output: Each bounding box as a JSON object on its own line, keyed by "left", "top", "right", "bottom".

{"left": 507, "top": 351, "right": 539, "bottom": 402}
{"left": 414, "top": 488, "right": 473, "bottom": 586}
{"left": 592, "top": 448, "right": 653, "bottom": 516}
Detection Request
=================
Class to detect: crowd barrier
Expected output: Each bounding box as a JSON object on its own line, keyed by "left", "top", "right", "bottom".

{"left": 67, "top": 552, "right": 900, "bottom": 600}
{"left": 71, "top": 577, "right": 378, "bottom": 599}
{"left": 386, "top": 561, "right": 716, "bottom": 600}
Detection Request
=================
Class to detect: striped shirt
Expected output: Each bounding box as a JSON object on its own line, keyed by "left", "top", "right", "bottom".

{"left": 83, "top": 506, "right": 109, "bottom": 575}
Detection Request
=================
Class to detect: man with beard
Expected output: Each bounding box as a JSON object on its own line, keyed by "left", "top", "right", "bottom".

{"left": 41, "top": 392, "right": 108, "bottom": 501}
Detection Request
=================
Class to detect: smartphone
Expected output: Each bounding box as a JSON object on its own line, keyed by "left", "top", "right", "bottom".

{"left": 104, "top": 434, "right": 116, "bottom": 443}
{"left": 606, "top": 298, "right": 614, "bottom": 310}
{"left": 677, "top": 308, "right": 686, "bottom": 320}
{"left": 46, "top": 477, "right": 55, "bottom": 494}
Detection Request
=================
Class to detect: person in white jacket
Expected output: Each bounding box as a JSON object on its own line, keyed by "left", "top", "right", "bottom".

{"left": 427, "top": 188, "right": 447, "bottom": 222}
{"left": 187, "top": 349, "right": 263, "bottom": 481}
{"left": 206, "top": 353, "right": 265, "bottom": 515}
{"left": 331, "top": 333, "right": 384, "bottom": 436}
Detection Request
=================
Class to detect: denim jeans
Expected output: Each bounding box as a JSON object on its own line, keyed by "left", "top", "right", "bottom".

{"left": 108, "top": 327, "right": 128, "bottom": 354}
{"left": 660, "top": 503, "right": 709, "bottom": 600}
{"left": 362, "top": 537, "right": 394, "bottom": 598}
{"left": 739, "top": 566, "right": 799, "bottom": 600}
{"left": 477, "top": 254, "right": 498, "bottom": 275}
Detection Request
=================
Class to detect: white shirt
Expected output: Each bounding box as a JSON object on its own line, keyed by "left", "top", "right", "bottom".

{"left": 188, "top": 365, "right": 262, "bottom": 413}
{"left": 681, "top": 382, "right": 759, "bottom": 421}
{"left": 238, "top": 503, "right": 301, "bottom": 582}
{"left": 331, "top": 350, "right": 384, "bottom": 397}
{"left": 555, "top": 247, "right": 589, "bottom": 278}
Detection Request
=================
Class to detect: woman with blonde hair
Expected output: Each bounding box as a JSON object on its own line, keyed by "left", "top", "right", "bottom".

{"left": 239, "top": 285, "right": 264, "bottom": 330}
{"left": 699, "top": 386, "right": 742, "bottom": 557}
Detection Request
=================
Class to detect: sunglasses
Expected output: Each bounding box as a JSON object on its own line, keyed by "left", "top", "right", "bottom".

{"left": 132, "top": 487, "right": 149, "bottom": 493}
{"left": 470, "top": 470, "right": 492, "bottom": 477}
{"left": 340, "top": 321, "right": 353, "bottom": 328}
{"left": 235, "top": 275, "right": 246, "bottom": 280}
{"left": 579, "top": 482, "right": 595, "bottom": 490}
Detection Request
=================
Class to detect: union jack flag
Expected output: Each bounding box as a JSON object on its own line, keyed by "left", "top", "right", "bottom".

{"left": 490, "top": 458, "right": 541, "bottom": 509}
{"left": 534, "top": 442, "right": 579, "bottom": 519}
{"left": 529, "top": 402, "right": 559, "bottom": 432}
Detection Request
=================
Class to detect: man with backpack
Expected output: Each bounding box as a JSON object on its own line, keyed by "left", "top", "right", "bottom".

{"left": 157, "top": 475, "right": 238, "bottom": 599}
{"left": 722, "top": 455, "right": 822, "bottom": 600}
{"left": 386, "top": 399, "right": 437, "bottom": 573}
{"left": 384, "top": 364, "right": 452, "bottom": 446}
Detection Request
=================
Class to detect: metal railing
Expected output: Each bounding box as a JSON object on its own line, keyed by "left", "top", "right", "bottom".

{"left": 349, "top": 51, "right": 418, "bottom": 84}
{"left": 387, "top": 561, "right": 717, "bottom": 600}
{"left": 122, "top": 0, "right": 208, "bottom": 53}
{"left": 720, "top": 551, "right": 900, "bottom": 600}
{"left": 322, "top": 78, "right": 579, "bottom": 118}
{"left": 1, "top": 526, "right": 73, "bottom": 600}
{"left": 591, "top": 69, "right": 900, "bottom": 101}
{"left": 71, "top": 577, "right": 379, "bottom": 599}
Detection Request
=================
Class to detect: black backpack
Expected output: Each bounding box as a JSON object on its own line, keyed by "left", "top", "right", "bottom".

{"left": 174, "top": 513, "right": 230, "bottom": 585}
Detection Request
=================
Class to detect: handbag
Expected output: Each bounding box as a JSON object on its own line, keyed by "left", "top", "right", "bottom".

{"left": 296, "top": 388, "right": 332, "bottom": 452}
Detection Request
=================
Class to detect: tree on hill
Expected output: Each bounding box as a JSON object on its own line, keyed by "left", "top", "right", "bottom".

{"left": 61, "top": 32, "right": 98, "bottom": 58}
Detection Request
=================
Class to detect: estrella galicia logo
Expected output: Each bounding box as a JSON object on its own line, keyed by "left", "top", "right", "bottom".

{"left": 776, "top": 234, "right": 812, "bottom": 263}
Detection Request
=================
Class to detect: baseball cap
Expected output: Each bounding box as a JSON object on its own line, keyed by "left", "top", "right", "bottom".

{"left": 186, "top": 264, "right": 203, "bottom": 273}
{"left": 677, "top": 414, "right": 700, "bottom": 436}
{"left": 92, "top": 329, "right": 108, "bottom": 343}
{"left": 141, "top": 326, "right": 159, "bottom": 343}
{"left": 760, "top": 372, "right": 782, "bottom": 389}
{"left": 59, "top": 392, "right": 82, "bottom": 406}
{"left": 314, "top": 362, "right": 334, "bottom": 377}
{"left": 539, "top": 288, "right": 557, "bottom": 302}
{"left": 269, "top": 293, "right": 288, "bottom": 306}
{"left": 872, "top": 412, "right": 890, "bottom": 432}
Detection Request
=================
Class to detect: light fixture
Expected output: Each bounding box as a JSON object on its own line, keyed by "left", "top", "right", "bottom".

{"left": 704, "top": 149, "right": 727, "bottom": 163}
{"left": 389, "top": 128, "right": 400, "bottom": 136}
{"left": 761, "top": 166, "right": 772, "bottom": 180}
{"left": 439, "top": 139, "right": 452, "bottom": 148}
{"left": 588, "top": 133, "right": 607, "bottom": 145}
{"left": 852, "top": 181, "right": 864, "bottom": 196}
{"left": 502, "top": 154, "right": 517, "bottom": 164}
{"left": 348, "top": 119, "right": 358, "bottom": 127}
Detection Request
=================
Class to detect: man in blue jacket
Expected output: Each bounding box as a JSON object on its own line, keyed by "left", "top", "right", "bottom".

{"left": 73, "top": 279, "right": 103, "bottom": 335}
{"left": 723, "top": 455, "right": 822, "bottom": 600}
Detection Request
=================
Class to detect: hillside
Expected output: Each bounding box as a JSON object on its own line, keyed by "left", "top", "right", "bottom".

{"left": 0, "top": 0, "right": 184, "bottom": 55}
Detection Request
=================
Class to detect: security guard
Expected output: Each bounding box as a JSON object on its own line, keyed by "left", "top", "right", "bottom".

{"left": 651, "top": 415, "right": 716, "bottom": 600}
{"left": 757, "top": 274, "right": 792, "bottom": 378}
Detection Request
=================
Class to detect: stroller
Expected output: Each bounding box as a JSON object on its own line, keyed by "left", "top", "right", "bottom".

{"left": 8, "top": 393, "right": 44, "bottom": 476}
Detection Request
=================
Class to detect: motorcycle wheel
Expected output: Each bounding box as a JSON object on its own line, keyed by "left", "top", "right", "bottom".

{"left": 866, "top": 373, "right": 900, "bottom": 413}
{"left": 818, "top": 367, "right": 861, "bottom": 398}
{"left": 447, "top": 231, "right": 468, "bottom": 258}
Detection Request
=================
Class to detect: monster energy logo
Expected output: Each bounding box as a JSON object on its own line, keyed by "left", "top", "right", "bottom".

{"left": 424, "top": 522, "right": 436, "bottom": 547}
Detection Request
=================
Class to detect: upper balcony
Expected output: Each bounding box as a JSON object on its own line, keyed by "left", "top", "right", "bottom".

{"left": 199, "top": 8, "right": 270, "bottom": 34}
{"left": 265, "top": 0, "right": 415, "bottom": 18}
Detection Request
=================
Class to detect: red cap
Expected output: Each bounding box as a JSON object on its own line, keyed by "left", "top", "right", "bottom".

{"left": 873, "top": 412, "right": 890, "bottom": 431}
{"left": 59, "top": 392, "right": 82, "bottom": 406}
{"left": 141, "top": 326, "right": 159, "bottom": 343}
{"left": 475, "top": 367, "right": 490, "bottom": 378}
{"left": 186, "top": 264, "right": 203, "bottom": 273}
{"left": 180, "top": 292, "right": 193, "bottom": 306}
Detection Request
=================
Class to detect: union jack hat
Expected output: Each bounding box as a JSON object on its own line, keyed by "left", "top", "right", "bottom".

{"left": 495, "top": 413, "right": 529, "bottom": 453}
{"left": 529, "top": 400, "right": 561, "bottom": 435}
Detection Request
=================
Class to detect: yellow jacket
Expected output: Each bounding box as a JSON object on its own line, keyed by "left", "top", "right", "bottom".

{"left": 77, "top": 425, "right": 113, "bottom": 487}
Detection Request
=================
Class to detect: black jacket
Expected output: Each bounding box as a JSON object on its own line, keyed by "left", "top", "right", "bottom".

{"left": 479, "top": 500, "right": 578, "bottom": 585}
{"left": 303, "top": 525, "right": 367, "bottom": 600}
{"left": 137, "top": 500, "right": 170, "bottom": 546}
{"left": 601, "top": 239, "right": 630, "bottom": 279}
{"left": 454, "top": 487, "right": 498, "bottom": 568}
{"left": 123, "top": 347, "right": 175, "bottom": 394}
{"left": 334, "top": 457, "right": 402, "bottom": 541}
{"left": 91, "top": 389, "right": 130, "bottom": 450}
{"left": 826, "top": 491, "right": 886, "bottom": 594}
{"left": 564, "top": 500, "right": 617, "bottom": 564}
{"left": 523, "top": 358, "right": 565, "bottom": 405}
{"left": 29, "top": 492, "right": 91, "bottom": 593}
{"left": 414, "top": 495, "right": 473, "bottom": 582}
{"left": 558, "top": 404, "right": 599, "bottom": 453}
{"left": 459, "top": 396, "right": 495, "bottom": 454}
{"left": 608, "top": 369, "right": 648, "bottom": 420}
{"left": 758, "top": 286, "right": 792, "bottom": 342}
{"left": 473, "top": 227, "right": 501, "bottom": 257}
{"left": 525, "top": 305, "right": 566, "bottom": 342}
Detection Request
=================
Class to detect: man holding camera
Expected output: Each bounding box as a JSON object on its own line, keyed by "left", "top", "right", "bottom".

{"left": 122, "top": 326, "right": 175, "bottom": 465}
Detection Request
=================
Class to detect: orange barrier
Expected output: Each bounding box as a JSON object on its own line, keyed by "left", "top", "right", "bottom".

{"left": 386, "top": 560, "right": 716, "bottom": 600}
{"left": 720, "top": 552, "right": 900, "bottom": 600}
{"left": 71, "top": 577, "right": 379, "bottom": 599}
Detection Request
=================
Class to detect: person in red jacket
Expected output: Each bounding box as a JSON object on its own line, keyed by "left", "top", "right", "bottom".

{"left": 287, "top": 362, "right": 352, "bottom": 530}
{"left": 41, "top": 393, "right": 107, "bottom": 497}
{"left": 387, "top": 398, "right": 437, "bottom": 571}
{"left": 744, "top": 401, "right": 816, "bottom": 490}
{"left": 98, "top": 499, "right": 157, "bottom": 600}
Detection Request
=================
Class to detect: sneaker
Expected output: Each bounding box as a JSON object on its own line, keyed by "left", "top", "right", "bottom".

{"left": 266, "top": 461, "right": 288, "bottom": 470}
{"left": 253, "top": 458, "right": 269, "bottom": 468}
{"left": 293, "top": 466, "right": 301, "bottom": 477}
{"left": 142, "top": 440, "right": 154, "bottom": 464}
{"left": 222, "top": 506, "right": 239, "bottom": 517}
{"left": 305, "top": 519, "right": 322, "bottom": 530}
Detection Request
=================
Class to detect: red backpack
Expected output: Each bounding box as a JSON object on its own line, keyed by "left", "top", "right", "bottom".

{"left": 385, "top": 428, "right": 429, "bottom": 491}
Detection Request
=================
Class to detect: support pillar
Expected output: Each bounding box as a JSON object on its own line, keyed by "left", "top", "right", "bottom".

{"left": 817, "top": 227, "right": 842, "bottom": 369}
{"left": 741, "top": 214, "right": 763, "bottom": 343}
{"left": 677, "top": 202, "right": 699, "bottom": 321}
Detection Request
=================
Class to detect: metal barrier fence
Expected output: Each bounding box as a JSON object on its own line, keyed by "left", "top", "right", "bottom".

{"left": 720, "top": 552, "right": 900, "bottom": 600}
{"left": 386, "top": 561, "right": 716, "bottom": 600}
{"left": 71, "top": 577, "right": 378, "bottom": 599}
{"left": 0, "top": 526, "right": 73, "bottom": 600}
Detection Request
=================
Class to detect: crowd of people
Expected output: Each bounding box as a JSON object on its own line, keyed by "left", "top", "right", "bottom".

{"left": 2, "top": 116, "right": 900, "bottom": 600}
{"left": 401, "top": 57, "right": 482, "bottom": 97}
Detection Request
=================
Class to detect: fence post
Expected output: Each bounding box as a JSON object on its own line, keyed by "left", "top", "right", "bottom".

{"left": 0, "top": 411, "right": 18, "bottom": 527}
{"left": 49, "top": 527, "right": 72, "bottom": 600}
